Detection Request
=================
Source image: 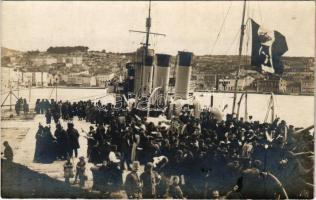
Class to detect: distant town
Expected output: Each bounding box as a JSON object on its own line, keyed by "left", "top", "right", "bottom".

{"left": 1, "top": 46, "right": 314, "bottom": 95}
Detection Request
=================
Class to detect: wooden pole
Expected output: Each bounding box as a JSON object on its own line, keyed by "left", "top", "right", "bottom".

{"left": 9, "top": 84, "right": 12, "bottom": 111}
{"left": 55, "top": 78, "right": 58, "bottom": 102}
{"left": 271, "top": 93, "right": 274, "bottom": 123}
{"left": 236, "top": 93, "right": 245, "bottom": 119}
{"left": 141, "top": 0, "right": 151, "bottom": 96}
{"left": 210, "top": 94, "right": 214, "bottom": 108}
{"left": 264, "top": 94, "right": 274, "bottom": 122}
{"left": 232, "top": 0, "right": 247, "bottom": 114}
{"left": 9, "top": 68, "right": 12, "bottom": 111}
{"left": 17, "top": 78, "right": 20, "bottom": 98}
{"left": 29, "top": 81, "right": 31, "bottom": 103}
{"left": 244, "top": 90, "right": 248, "bottom": 121}
{"left": 1, "top": 93, "right": 10, "bottom": 107}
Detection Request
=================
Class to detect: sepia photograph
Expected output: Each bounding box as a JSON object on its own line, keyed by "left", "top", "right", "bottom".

{"left": 1, "top": 0, "right": 315, "bottom": 199}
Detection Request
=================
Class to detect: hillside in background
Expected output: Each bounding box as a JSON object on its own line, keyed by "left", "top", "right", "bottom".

{"left": 1, "top": 47, "right": 23, "bottom": 57}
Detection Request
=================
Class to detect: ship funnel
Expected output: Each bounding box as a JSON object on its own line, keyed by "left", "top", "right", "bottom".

{"left": 153, "top": 54, "right": 171, "bottom": 95}
{"left": 142, "top": 53, "right": 154, "bottom": 95}
{"left": 133, "top": 47, "right": 155, "bottom": 95}
{"left": 145, "top": 55, "right": 154, "bottom": 66}
{"left": 175, "top": 51, "right": 193, "bottom": 99}
{"left": 133, "top": 62, "right": 142, "bottom": 95}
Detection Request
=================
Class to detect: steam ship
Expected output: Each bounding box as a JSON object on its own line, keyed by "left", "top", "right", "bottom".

{"left": 112, "top": 1, "right": 313, "bottom": 198}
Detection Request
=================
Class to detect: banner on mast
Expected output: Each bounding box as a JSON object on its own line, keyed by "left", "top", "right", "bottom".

{"left": 250, "top": 19, "right": 288, "bottom": 74}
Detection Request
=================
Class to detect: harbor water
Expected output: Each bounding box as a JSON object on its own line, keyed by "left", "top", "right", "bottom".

{"left": 2, "top": 87, "right": 314, "bottom": 128}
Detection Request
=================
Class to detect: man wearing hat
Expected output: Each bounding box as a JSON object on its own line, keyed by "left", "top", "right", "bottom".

{"left": 125, "top": 161, "right": 142, "bottom": 199}
{"left": 54, "top": 123, "right": 68, "bottom": 160}
{"left": 67, "top": 122, "right": 80, "bottom": 158}
{"left": 63, "top": 155, "right": 74, "bottom": 184}
{"left": 86, "top": 126, "right": 96, "bottom": 160}
{"left": 74, "top": 156, "right": 86, "bottom": 187}
{"left": 211, "top": 190, "right": 220, "bottom": 200}
{"left": 140, "top": 162, "right": 159, "bottom": 198}
{"left": 169, "top": 176, "right": 183, "bottom": 199}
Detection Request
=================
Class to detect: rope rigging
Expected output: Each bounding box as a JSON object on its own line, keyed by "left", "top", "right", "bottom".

{"left": 209, "top": 0, "right": 232, "bottom": 55}
{"left": 224, "top": 28, "right": 241, "bottom": 55}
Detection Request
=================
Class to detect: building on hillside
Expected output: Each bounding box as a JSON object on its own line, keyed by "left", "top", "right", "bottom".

{"left": 286, "top": 81, "right": 301, "bottom": 94}
{"left": 47, "top": 74, "right": 60, "bottom": 86}
{"left": 218, "top": 79, "right": 234, "bottom": 91}
{"left": 21, "top": 72, "right": 34, "bottom": 86}
{"left": 96, "top": 73, "right": 115, "bottom": 87}
{"left": 56, "top": 55, "right": 83, "bottom": 65}
{"left": 30, "top": 56, "right": 57, "bottom": 66}
{"left": 301, "top": 79, "right": 314, "bottom": 94}
{"left": 90, "top": 76, "right": 97, "bottom": 87}
{"left": 71, "top": 56, "right": 83, "bottom": 65}
{"left": 256, "top": 77, "right": 287, "bottom": 94}
{"left": 60, "top": 74, "right": 69, "bottom": 84}
{"left": 34, "top": 72, "right": 48, "bottom": 87}
{"left": 203, "top": 74, "right": 217, "bottom": 90}
{"left": 69, "top": 71, "right": 90, "bottom": 76}
{"left": 283, "top": 71, "right": 314, "bottom": 81}
{"left": 1, "top": 67, "right": 23, "bottom": 89}
{"left": 218, "top": 75, "right": 255, "bottom": 92}
{"left": 67, "top": 74, "right": 95, "bottom": 87}
{"left": 46, "top": 57, "right": 58, "bottom": 65}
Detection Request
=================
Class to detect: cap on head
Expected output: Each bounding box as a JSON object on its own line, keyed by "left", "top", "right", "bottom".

{"left": 212, "top": 190, "right": 220, "bottom": 198}
{"left": 67, "top": 122, "right": 74, "bottom": 128}
{"left": 132, "top": 161, "right": 140, "bottom": 171}
{"left": 173, "top": 176, "right": 180, "bottom": 185}
{"left": 145, "top": 162, "right": 153, "bottom": 171}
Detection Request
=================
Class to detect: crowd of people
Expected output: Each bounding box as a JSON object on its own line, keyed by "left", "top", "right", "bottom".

{"left": 35, "top": 99, "right": 123, "bottom": 125}
{"left": 15, "top": 98, "right": 29, "bottom": 115}
{"left": 32, "top": 99, "right": 314, "bottom": 199}
{"left": 33, "top": 122, "right": 80, "bottom": 163}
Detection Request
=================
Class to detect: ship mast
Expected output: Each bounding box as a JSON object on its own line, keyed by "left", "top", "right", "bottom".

{"left": 129, "top": 0, "right": 165, "bottom": 96}
{"left": 145, "top": 0, "right": 151, "bottom": 55}
{"left": 232, "top": 0, "right": 247, "bottom": 115}
{"left": 141, "top": 0, "right": 152, "bottom": 94}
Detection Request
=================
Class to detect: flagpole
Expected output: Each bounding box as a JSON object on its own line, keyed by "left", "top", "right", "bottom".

{"left": 232, "top": 0, "right": 247, "bottom": 115}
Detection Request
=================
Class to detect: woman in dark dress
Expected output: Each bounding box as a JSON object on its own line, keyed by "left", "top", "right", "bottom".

{"left": 34, "top": 124, "right": 44, "bottom": 162}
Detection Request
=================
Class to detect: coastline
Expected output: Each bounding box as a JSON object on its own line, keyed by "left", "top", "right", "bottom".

{"left": 5, "top": 86, "right": 314, "bottom": 96}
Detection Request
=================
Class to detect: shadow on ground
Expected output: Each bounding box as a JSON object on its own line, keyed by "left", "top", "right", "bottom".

{"left": 1, "top": 159, "right": 102, "bottom": 198}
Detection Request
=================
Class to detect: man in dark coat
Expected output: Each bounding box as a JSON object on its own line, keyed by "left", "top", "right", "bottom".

{"left": 35, "top": 99, "right": 40, "bottom": 114}
{"left": 86, "top": 126, "right": 96, "bottom": 159}
{"left": 23, "top": 99, "right": 29, "bottom": 114}
{"left": 140, "top": 162, "right": 159, "bottom": 198}
{"left": 45, "top": 109, "right": 52, "bottom": 124}
{"left": 169, "top": 176, "right": 184, "bottom": 199}
{"left": 54, "top": 123, "right": 68, "bottom": 159}
{"left": 40, "top": 99, "right": 45, "bottom": 114}
{"left": 121, "top": 129, "right": 132, "bottom": 170}
{"left": 15, "top": 99, "right": 21, "bottom": 116}
{"left": 125, "top": 161, "right": 142, "bottom": 199}
{"left": 67, "top": 122, "right": 80, "bottom": 158}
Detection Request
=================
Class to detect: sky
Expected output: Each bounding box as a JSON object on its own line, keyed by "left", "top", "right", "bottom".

{"left": 1, "top": 1, "right": 315, "bottom": 56}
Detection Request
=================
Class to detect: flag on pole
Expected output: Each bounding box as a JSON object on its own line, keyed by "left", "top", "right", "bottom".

{"left": 251, "top": 19, "right": 288, "bottom": 74}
